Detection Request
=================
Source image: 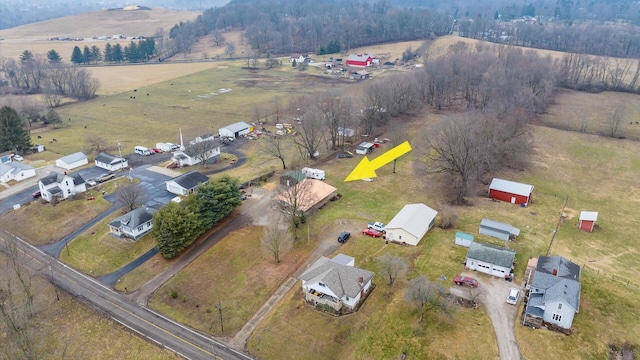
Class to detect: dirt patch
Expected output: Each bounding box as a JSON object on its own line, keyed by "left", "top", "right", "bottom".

{"left": 609, "top": 343, "right": 636, "bottom": 360}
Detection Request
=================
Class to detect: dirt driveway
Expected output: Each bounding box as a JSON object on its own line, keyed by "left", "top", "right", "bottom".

{"left": 450, "top": 272, "right": 522, "bottom": 360}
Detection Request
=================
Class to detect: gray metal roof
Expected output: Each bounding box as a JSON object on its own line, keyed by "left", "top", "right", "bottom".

{"left": 95, "top": 153, "right": 125, "bottom": 165}
{"left": 331, "top": 254, "right": 354, "bottom": 266}
{"left": 58, "top": 151, "right": 87, "bottom": 164}
{"left": 480, "top": 218, "right": 520, "bottom": 236}
{"left": 525, "top": 293, "right": 545, "bottom": 318}
{"left": 385, "top": 203, "right": 438, "bottom": 239}
{"left": 536, "top": 256, "right": 581, "bottom": 281}
{"left": 466, "top": 242, "right": 516, "bottom": 268}
{"left": 169, "top": 171, "right": 209, "bottom": 190}
{"left": 109, "top": 207, "right": 156, "bottom": 229}
{"left": 530, "top": 271, "right": 581, "bottom": 311}
{"left": 489, "top": 178, "right": 533, "bottom": 197}
{"left": 221, "top": 121, "right": 250, "bottom": 133}
{"left": 70, "top": 173, "right": 85, "bottom": 186}
{"left": 39, "top": 172, "right": 66, "bottom": 186}
{"left": 299, "top": 255, "right": 375, "bottom": 298}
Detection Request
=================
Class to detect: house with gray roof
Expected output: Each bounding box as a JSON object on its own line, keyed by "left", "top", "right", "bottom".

{"left": 55, "top": 152, "right": 88, "bottom": 170}
{"left": 95, "top": 153, "right": 128, "bottom": 171}
{"left": 525, "top": 256, "right": 581, "bottom": 330}
{"left": 108, "top": 206, "right": 157, "bottom": 240}
{"left": 479, "top": 218, "right": 520, "bottom": 241}
{"left": 0, "top": 162, "right": 36, "bottom": 183}
{"left": 38, "top": 171, "right": 86, "bottom": 202}
{"left": 165, "top": 171, "right": 209, "bottom": 195}
{"left": 385, "top": 203, "right": 438, "bottom": 246}
{"left": 465, "top": 242, "right": 516, "bottom": 278}
{"left": 298, "top": 254, "right": 375, "bottom": 312}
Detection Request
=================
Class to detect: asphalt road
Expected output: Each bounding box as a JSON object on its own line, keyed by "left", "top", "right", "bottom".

{"left": 0, "top": 229, "right": 254, "bottom": 360}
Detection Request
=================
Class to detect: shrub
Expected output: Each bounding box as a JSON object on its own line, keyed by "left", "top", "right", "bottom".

{"left": 438, "top": 206, "right": 459, "bottom": 229}
{"left": 170, "top": 290, "right": 178, "bottom": 299}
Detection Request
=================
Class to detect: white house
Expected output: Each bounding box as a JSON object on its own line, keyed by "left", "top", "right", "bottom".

{"left": 38, "top": 172, "right": 87, "bottom": 202}
{"left": 219, "top": 122, "right": 251, "bottom": 138}
{"left": 171, "top": 142, "right": 221, "bottom": 167}
{"left": 290, "top": 54, "right": 310, "bottom": 63}
{"left": 95, "top": 153, "right": 128, "bottom": 171}
{"left": 0, "top": 162, "right": 36, "bottom": 183}
{"left": 165, "top": 171, "right": 209, "bottom": 195}
{"left": 55, "top": 152, "right": 88, "bottom": 170}
{"left": 108, "top": 206, "right": 157, "bottom": 240}
{"left": 465, "top": 242, "right": 515, "bottom": 278}
{"left": 298, "top": 254, "right": 375, "bottom": 312}
{"left": 525, "top": 256, "right": 581, "bottom": 330}
{"left": 189, "top": 133, "right": 216, "bottom": 145}
{"left": 385, "top": 203, "right": 438, "bottom": 246}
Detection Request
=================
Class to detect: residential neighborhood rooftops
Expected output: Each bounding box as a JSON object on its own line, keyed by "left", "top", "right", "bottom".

{"left": 170, "top": 171, "right": 209, "bottom": 190}
{"left": 489, "top": 178, "right": 534, "bottom": 197}
{"left": 536, "top": 255, "right": 581, "bottom": 281}
{"left": 530, "top": 271, "right": 581, "bottom": 311}
{"left": 466, "top": 242, "right": 516, "bottom": 268}
{"left": 109, "top": 206, "right": 157, "bottom": 229}
{"left": 299, "top": 255, "right": 374, "bottom": 299}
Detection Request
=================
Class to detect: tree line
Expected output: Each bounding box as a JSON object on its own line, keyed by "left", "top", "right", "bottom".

{"left": 70, "top": 38, "right": 156, "bottom": 64}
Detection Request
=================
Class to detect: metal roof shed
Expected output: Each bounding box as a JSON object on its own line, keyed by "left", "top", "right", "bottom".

{"left": 479, "top": 218, "right": 520, "bottom": 241}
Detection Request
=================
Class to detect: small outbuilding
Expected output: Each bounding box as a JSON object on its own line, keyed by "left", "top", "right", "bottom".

{"left": 349, "top": 70, "right": 370, "bottom": 80}
{"left": 280, "top": 170, "right": 306, "bottom": 187}
{"left": 465, "top": 242, "right": 515, "bottom": 278}
{"left": 479, "top": 218, "right": 520, "bottom": 241}
{"left": 385, "top": 203, "right": 438, "bottom": 246}
{"left": 95, "top": 153, "right": 128, "bottom": 171}
{"left": 219, "top": 122, "right": 251, "bottom": 139}
{"left": 489, "top": 178, "right": 534, "bottom": 206}
{"left": 578, "top": 211, "right": 598, "bottom": 232}
{"left": 56, "top": 152, "right": 88, "bottom": 170}
{"left": 165, "top": 171, "right": 209, "bottom": 196}
{"left": 454, "top": 231, "right": 474, "bottom": 247}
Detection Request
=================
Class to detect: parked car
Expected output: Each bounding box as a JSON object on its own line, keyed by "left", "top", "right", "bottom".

{"left": 96, "top": 172, "right": 115, "bottom": 182}
{"left": 336, "top": 152, "right": 353, "bottom": 159}
{"left": 337, "top": 231, "right": 351, "bottom": 243}
{"left": 507, "top": 287, "right": 520, "bottom": 305}
{"left": 86, "top": 179, "right": 97, "bottom": 187}
{"left": 367, "top": 221, "right": 386, "bottom": 233}
{"left": 362, "top": 228, "right": 385, "bottom": 238}
{"left": 454, "top": 275, "right": 478, "bottom": 288}
{"left": 32, "top": 190, "right": 41, "bottom": 198}
{"left": 13, "top": 155, "right": 23, "bottom": 161}
{"left": 151, "top": 148, "right": 164, "bottom": 153}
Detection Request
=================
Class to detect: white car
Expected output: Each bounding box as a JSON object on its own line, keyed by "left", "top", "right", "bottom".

{"left": 13, "top": 155, "right": 23, "bottom": 161}
{"left": 507, "top": 287, "right": 520, "bottom": 305}
{"left": 86, "top": 179, "right": 97, "bottom": 187}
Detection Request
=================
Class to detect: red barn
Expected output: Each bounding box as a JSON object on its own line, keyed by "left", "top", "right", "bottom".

{"left": 489, "top": 178, "right": 534, "bottom": 206}
{"left": 346, "top": 53, "right": 374, "bottom": 67}
{"left": 579, "top": 211, "right": 598, "bottom": 232}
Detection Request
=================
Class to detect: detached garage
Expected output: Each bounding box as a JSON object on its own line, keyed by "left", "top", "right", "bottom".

{"left": 56, "top": 152, "right": 88, "bottom": 171}
{"left": 465, "top": 242, "right": 515, "bottom": 278}
{"left": 95, "top": 153, "right": 128, "bottom": 171}
{"left": 385, "top": 203, "right": 438, "bottom": 246}
{"left": 479, "top": 218, "right": 520, "bottom": 241}
{"left": 579, "top": 211, "right": 598, "bottom": 232}
{"left": 489, "top": 178, "right": 534, "bottom": 206}
{"left": 165, "top": 171, "right": 209, "bottom": 195}
{"left": 219, "top": 122, "right": 251, "bottom": 138}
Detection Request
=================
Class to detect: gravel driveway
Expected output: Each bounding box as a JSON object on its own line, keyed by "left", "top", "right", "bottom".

{"left": 450, "top": 272, "right": 522, "bottom": 360}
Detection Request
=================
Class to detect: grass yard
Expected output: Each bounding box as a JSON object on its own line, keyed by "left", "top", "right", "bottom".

{"left": 148, "top": 226, "right": 313, "bottom": 337}
{"left": 59, "top": 213, "right": 157, "bottom": 277}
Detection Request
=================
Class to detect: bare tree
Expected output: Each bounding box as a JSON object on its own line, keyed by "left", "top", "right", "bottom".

{"left": 262, "top": 134, "right": 288, "bottom": 169}
{"left": 211, "top": 30, "right": 226, "bottom": 47}
{"left": 260, "top": 213, "right": 293, "bottom": 263}
{"left": 184, "top": 140, "right": 218, "bottom": 168}
{"left": 386, "top": 118, "right": 408, "bottom": 174}
{"left": 405, "top": 276, "right": 452, "bottom": 323}
{"left": 84, "top": 135, "right": 108, "bottom": 155}
{"left": 291, "top": 108, "right": 325, "bottom": 160}
{"left": 276, "top": 178, "right": 313, "bottom": 239}
{"left": 115, "top": 184, "right": 148, "bottom": 213}
{"left": 224, "top": 42, "right": 236, "bottom": 59}
{"left": 376, "top": 253, "right": 408, "bottom": 286}
{"left": 609, "top": 105, "right": 625, "bottom": 138}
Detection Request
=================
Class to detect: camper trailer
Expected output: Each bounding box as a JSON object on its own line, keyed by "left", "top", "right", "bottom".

{"left": 301, "top": 167, "right": 326, "bottom": 180}
{"left": 356, "top": 142, "right": 374, "bottom": 155}
{"left": 134, "top": 146, "right": 151, "bottom": 156}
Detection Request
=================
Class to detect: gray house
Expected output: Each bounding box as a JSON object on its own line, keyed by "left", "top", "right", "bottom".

{"left": 165, "top": 171, "right": 209, "bottom": 195}
{"left": 525, "top": 256, "right": 581, "bottom": 330}
{"left": 465, "top": 242, "right": 516, "bottom": 278}
{"left": 108, "top": 206, "right": 157, "bottom": 240}
{"left": 479, "top": 218, "right": 520, "bottom": 241}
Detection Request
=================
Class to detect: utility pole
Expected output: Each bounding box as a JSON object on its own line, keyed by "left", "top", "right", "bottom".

{"left": 49, "top": 265, "right": 60, "bottom": 301}
{"left": 547, "top": 196, "right": 568, "bottom": 256}
{"left": 65, "top": 237, "right": 70, "bottom": 257}
{"left": 217, "top": 301, "right": 224, "bottom": 333}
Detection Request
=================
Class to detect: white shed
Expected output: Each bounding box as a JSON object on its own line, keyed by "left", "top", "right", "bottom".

{"left": 385, "top": 203, "right": 438, "bottom": 246}
{"left": 455, "top": 232, "right": 474, "bottom": 247}
{"left": 219, "top": 122, "right": 251, "bottom": 138}
{"left": 56, "top": 152, "right": 88, "bottom": 170}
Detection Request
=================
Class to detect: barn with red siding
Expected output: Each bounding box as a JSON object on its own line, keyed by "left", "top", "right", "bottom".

{"left": 346, "top": 53, "right": 374, "bottom": 67}
{"left": 578, "top": 211, "right": 598, "bottom": 232}
{"left": 489, "top": 178, "right": 534, "bottom": 206}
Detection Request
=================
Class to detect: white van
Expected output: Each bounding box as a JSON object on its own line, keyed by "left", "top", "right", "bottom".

{"left": 134, "top": 146, "right": 151, "bottom": 156}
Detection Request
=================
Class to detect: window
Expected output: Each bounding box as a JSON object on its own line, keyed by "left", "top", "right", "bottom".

{"left": 67, "top": 189, "right": 71, "bottom": 194}
{"left": 345, "top": 296, "right": 349, "bottom": 301}
{"left": 65, "top": 181, "right": 69, "bottom": 186}
{"left": 147, "top": 222, "right": 152, "bottom": 227}
{"left": 552, "top": 314, "right": 562, "bottom": 322}
{"left": 398, "top": 235, "right": 402, "bottom": 240}
{"left": 558, "top": 303, "right": 562, "bottom": 310}
{"left": 138, "top": 226, "right": 144, "bottom": 232}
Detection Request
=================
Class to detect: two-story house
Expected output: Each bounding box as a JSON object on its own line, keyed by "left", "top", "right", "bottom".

{"left": 38, "top": 172, "right": 86, "bottom": 202}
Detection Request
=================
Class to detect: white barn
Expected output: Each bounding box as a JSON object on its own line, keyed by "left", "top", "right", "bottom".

{"left": 465, "top": 242, "right": 515, "bottom": 278}
{"left": 385, "top": 203, "right": 438, "bottom": 246}
{"left": 219, "top": 122, "right": 251, "bottom": 138}
{"left": 56, "top": 152, "right": 88, "bottom": 170}
{"left": 95, "top": 153, "right": 128, "bottom": 171}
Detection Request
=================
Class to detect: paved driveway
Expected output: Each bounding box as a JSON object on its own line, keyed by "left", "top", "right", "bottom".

{"left": 450, "top": 272, "right": 522, "bottom": 360}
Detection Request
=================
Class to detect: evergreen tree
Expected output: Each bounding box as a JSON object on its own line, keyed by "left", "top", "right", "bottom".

{"left": 19, "top": 50, "right": 34, "bottom": 63}
{"left": 193, "top": 176, "right": 241, "bottom": 230}
{"left": 0, "top": 106, "right": 32, "bottom": 152}
{"left": 71, "top": 46, "right": 83, "bottom": 64}
{"left": 326, "top": 40, "right": 341, "bottom": 54}
{"left": 152, "top": 202, "right": 202, "bottom": 259}
{"left": 47, "top": 49, "right": 61, "bottom": 63}
{"left": 90, "top": 45, "right": 102, "bottom": 63}
{"left": 46, "top": 109, "right": 63, "bottom": 128}
{"left": 82, "top": 46, "right": 92, "bottom": 64}
{"left": 104, "top": 43, "right": 113, "bottom": 63}
{"left": 113, "top": 44, "right": 124, "bottom": 62}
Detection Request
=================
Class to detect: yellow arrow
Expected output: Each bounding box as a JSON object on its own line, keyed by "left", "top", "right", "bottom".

{"left": 344, "top": 141, "right": 412, "bottom": 182}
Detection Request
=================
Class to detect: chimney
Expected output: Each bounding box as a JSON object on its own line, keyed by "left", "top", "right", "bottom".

{"left": 552, "top": 268, "right": 558, "bottom": 276}
{"left": 358, "top": 276, "right": 364, "bottom": 285}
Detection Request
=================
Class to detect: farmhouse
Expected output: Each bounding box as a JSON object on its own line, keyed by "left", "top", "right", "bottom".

{"left": 465, "top": 242, "right": 515, "bottom": 278}
{"left": 454, "top": 231, "right": 474, "bottom": 247}
{"left": 385, "top": 203, "right": 438, "bottom": 246}
{"left": 108, "top": 206, "right": 157, "bottom": 240}
{"left": 0, "top": 162, "right": 36, "bottom": 183}
{"left": 95, "top": 153, "right": 128, "bottom": 171}
{"left": 298, "top": 253, "right": 375, "bottom": 312}
{"left": 290, "top": 54, "right": 310, "bottom": 63}
{"left": 346, "top": 53, "right": 374, "bottom": 67}
{"left": 578, "top": 211, "right": 598, "bottom": 232}
{"left": 56, "top": 152, "right": 88, "bottom": 170}
{"left": 38, "top": 171, "right": 86, "bottom": 202}
{"left": 479, "top": 218, "right": 520, "bottom": 241}
{"left": 272, "top": 178, "right": 337, "bottom": 214}
{"left": 165, "top": 171, "right": 209, "bottom": 196}
{"left": 489, "top": 178, "right": 534, "bottom": 206}
{"left": 171, "top": 141, "right": 221, "bottom": 167}
{"left": 524, "top": 256, "right": 581, "bottom": 330}
{"left": 219, "top": 122, "right": 251, "bottom": 139}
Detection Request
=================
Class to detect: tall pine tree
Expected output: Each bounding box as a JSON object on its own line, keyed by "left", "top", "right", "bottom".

{"left": 0, "top": 106, "right": 31, "bottom": 152}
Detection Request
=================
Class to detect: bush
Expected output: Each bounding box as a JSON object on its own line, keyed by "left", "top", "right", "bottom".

{"left": 438, "top": 206, "right": 459, "bottom": 229}
{"left": 170, "top": 290, "right": 178, "bottom": 299}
